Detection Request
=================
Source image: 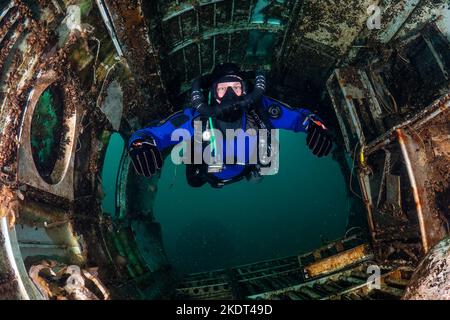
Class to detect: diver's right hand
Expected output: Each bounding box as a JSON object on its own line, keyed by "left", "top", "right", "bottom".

{"left": 128, "top": 138, "right": 163, "bottom": 178}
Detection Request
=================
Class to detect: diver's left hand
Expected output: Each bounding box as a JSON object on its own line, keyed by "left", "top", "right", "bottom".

{"left": 306, "top": 117, "right": 333, "bottom": 157}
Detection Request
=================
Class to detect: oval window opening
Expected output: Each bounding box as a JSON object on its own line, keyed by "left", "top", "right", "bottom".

{"left": 30, "top": 84, "right": 65, "bottom": 184}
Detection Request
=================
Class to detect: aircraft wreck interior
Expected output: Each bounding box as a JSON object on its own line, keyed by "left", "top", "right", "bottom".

{"left": 0, "top": 0, "right": 449, "bottom": 300}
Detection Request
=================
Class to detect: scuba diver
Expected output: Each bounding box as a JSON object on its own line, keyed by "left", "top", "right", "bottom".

{"left": 128, "top": 63, "right": 333, "bottom": 188}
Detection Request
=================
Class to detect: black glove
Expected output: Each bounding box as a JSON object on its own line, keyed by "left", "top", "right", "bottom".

{"left": 306, "top": 117, "right": 333, "bottom": 157}
{"left": 128, "top": 138, "right": 163, "bottom": 178}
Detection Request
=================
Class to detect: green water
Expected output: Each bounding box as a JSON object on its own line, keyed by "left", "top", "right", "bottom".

{"left": 30, "top": 88, "right": 62, "bottom": 180}
{"left": 154, "top": 130, "right": 349, "bottom": 274}
{"left": 100, "top": 130, "right": 351, "bottom": 275}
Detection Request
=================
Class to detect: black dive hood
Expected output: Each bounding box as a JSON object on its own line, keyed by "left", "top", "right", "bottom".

{"left": 191, "top": 70, "right": 266, "bottom": 119}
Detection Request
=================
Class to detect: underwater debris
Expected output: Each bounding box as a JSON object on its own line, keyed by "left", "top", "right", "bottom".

{"left": 0, "top": 185, "right": 23, "bottom": 228}
{"left": 28, "top": 260, "right": 109, "bottom": 300}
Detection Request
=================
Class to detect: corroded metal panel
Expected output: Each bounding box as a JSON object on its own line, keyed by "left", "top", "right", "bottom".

{"left": 397, "top": 124, "right": 448, "bottom": 253}
{"left": 305, "top": 244, "right": 372, "bottom": 278}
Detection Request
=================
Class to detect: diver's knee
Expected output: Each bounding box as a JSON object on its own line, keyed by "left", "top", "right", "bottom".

{"left": 186, "top": 165, "right": 206, "bottom": 188}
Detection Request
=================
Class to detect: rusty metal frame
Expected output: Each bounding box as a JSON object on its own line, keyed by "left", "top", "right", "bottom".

{"left": 326, "top": 72, "right": 352, "bottom": 152}
{"left": 0, "top": 7, "right": 20, "bottom": 45}
{"left": 304, "top": 244, "right": 372, "bottom": 278}
{"left": 17, "top": 70, "right": 80, "bottom": 200}
{"left": 358, "top": 171, "right": 377, "bottom": 243}
{"left": 327, "top": 68, "right": 376, "bottom": 153}
{"left": 19, "top": 72, "right": 77, "bottom": 197}
{"left": 358, "top": 69, "right": 385, "bottom": 131}
{"left": 397, "top": 128, "right": 430, "bottom": 252}
{"left": 335, "top": 69, "right": 367, "bottom": 147}
{"left": 358, "top": 94, "right": 450, "bottom": 253}
{"left": 364, "top": 94, "right": 450, "bottom": 155}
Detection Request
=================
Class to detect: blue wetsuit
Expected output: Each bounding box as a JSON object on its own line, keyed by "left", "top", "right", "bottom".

{"left": 128, "top": 96, "right": 315, "bottom": 184}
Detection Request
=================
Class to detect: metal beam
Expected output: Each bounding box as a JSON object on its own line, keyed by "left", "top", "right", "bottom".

{"left": 162, "top": 0, "right": 225, "bottom": 22}
{"left": 169, "top": 23, "right": 284, "bottom": 54}
{"left": 377, "top": 0, "right": 423, "bottom": 43}
{"left": 364, "top": 93, "right": 450, "bottom": 155}
{"left": 227, "top": 0, "right": 235, "bottom": 61}
{"left": 1, "top": 217, "right": 31, "bottom": 299}
{"left": 212, "top": 3, "right": 217, "bottom": 66}
{"left": 277, "top": 0, "right": 301, "bottom": 61}
{"left": 196, "top": 9, "right": 203, "bottom": 74}
{"left": 95, "top": 0, "right": 124, "bottom": 57}
{"left": 248, "top": 0, "right": 254, "bottom": 23}
{"left": 0, "top": 0, "right": 14, "bottom": 24}
{"left": 177, "top": 13, "right": 189, "bottom": 82}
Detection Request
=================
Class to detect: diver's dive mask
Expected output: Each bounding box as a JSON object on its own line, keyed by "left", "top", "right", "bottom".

{"left": 213, "top": 75, "right": 246, "bottom": 104}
